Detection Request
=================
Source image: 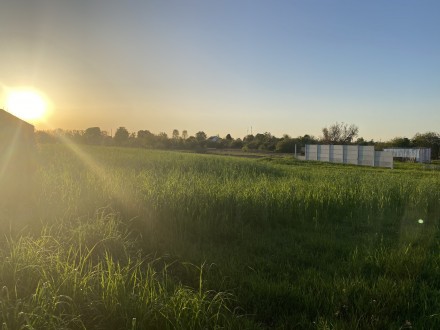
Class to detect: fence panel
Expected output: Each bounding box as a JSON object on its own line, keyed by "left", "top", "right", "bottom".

{"left": 330, "top": 145, "right": 344, "bottom": 163}
{"left": 305, "top": 144, "right": 393, "bottom": 168}
{"left": 358, "top": 146, "right": 375, "bottom": 166}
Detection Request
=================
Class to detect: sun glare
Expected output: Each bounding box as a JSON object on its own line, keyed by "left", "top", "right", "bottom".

{"left": 6, "top": 89, "right": 49, "bottom": 121}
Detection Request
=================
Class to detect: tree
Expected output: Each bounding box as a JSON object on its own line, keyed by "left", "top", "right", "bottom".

{"left": 137, "top": 130, "right": 154, "bottom": 140}
{"left": 321, "top": 122, "right": 359, "bottom": 144}
{"left": 258, "top": 132, "right": 279, "bottom": 151}
{"left": 84, "top": 127, "right": 102, "bottom": 145}
{"left": 390, "top": 137, "right": 411, "bottom": 148}
{"left": 195, "top": 131, "right": 207, "bottom": 142}
{"left": 298, "top": 134, "right": 317, "bottom": 145}
{"left": 136, "top": 130, "right": 154, "bottom": 147}
{"left": 275, "top": 138, "right": 296, "bottom": 153}
{"left": 222, "top": 134, "right": 233, "bottom": 148}
{"left": 182, "top": 130, "right": 188, "bottom": 140}
{"left": 231, "top": 138, "right": 243, "bottom": 149}
{"left": 356, "top": 137, "right": 374, "bottom": 146}
{"left": 412, "top": 132, "right": 440, "bottom": 159}
{"left": 244, "top": 132, "right": 278, "bottom": 151}
{"left": 152, "top": 132, "right": 169, "bottom": 149}
{"left": 114, "top": 127, "right": 129, "bottom": 146}
{"left": 185, "top": 136, "right": 199, "bottom": 149}
{"left": 170, "top": 129, "right": 182, "bottom": 148}
{"left": 35, "top": 130, "right": 56, "bottom": 144}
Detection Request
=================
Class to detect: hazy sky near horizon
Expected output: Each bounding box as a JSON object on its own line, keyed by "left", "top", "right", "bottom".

{"left": 0, "top": 0, "right": 439, "bottom": 140}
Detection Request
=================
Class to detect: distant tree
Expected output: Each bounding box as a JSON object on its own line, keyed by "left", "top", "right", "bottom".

{"left": 128, "top": 132, "right": 137, "bottom": 146}
{"left": 254, "top": 133, "right": 266, "bottom": 143}
{"left": 390, "top": 137, "right": 412, "bottom": 148}
{"left": 137, "top": 130, "right": 154, "bottom": 140}
{"left": 136, "top": 130, "right": 154, "bottom": 148}
{"left": 412, "top": 132, "right": 440, "bottom": 159}
{"left": 321, "top": 122, "right": 359, "bottom": 144}
{"left": 231, "top": 138, "right": 243, "bottom": 149}
{"left": 185, "top": 136, "right": 199, "bottom": 149}
{"left": 84, "top": 127, "right": 102, "bottom": 145}
{"left": 158, "top": 132, "right": 168, "bottom": 140}
{"left": 170, "top": 129, "right": 182, "bottom": 148}
{"left": 246, "top": 140, "right": 259, "bottom": 150}
{"left": 154, "top": 132, "right": 170, "bottom": 149}
{"left": 71, "top": 130, "right": 85, "bottom": 144}
{"left": 195, "top": 131, "right": 207, "bottom": 144}
{"left": 114, "top": 127, "right": 129, "bottom": 146}
{"left": 244, "top": 132, "right": 278, "bottom": 151}
{"left": 35, "top": 130, "right": 56, "bottom": 144}
{"left": 295, "top": 134, "right": 318, "bottom": 148}
{"left": 195, "top": 131, "right": 207, "bottom": 141}
{"left": 355, "top": 137, "right": 375, "bottom": 146}
{"left": 221, "top": 134, "right": 233, "bottom": 148}
{"left": 56, "top": 129, "right": 84, "bottom": 144}
{"left": 182, "top": 130, "right": 188, "bottom": 140}
{"left": 100, "top": 131, "right": 113, "bottom": 146}
{"left": 259, "top": 132, "right": 278, "bottom": 151}
{"left": 356, "top": 137, "right": 366, "bottom": 145}
{"left": 275, "top": 137, "right": 296, "bottom": 153}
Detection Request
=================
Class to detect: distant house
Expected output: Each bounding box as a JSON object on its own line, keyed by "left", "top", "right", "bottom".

{"left": 0, "top": 109, "right": 35, "bottom": 171}
{"left": 0, "top": 109, "right": 34, "bottom": 147}
{"left": 207, "top": 136, "right": 221, "bottom": 143}
{"left": 206, "top": 136, "right": 222, "bottom": 148}
{"left": 0, "top": 109, "right": 35, "bottom": 214}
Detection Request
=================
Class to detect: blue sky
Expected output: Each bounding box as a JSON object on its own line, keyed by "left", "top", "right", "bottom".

{"left": 0, "top": 0, "right": 439, "bottom": 140}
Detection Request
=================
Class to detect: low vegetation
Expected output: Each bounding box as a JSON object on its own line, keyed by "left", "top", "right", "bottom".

{"left": 1, "top": 144, "right": 440, "bottom": 329}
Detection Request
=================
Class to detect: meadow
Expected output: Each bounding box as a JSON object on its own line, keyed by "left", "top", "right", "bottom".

{"left": 1, "top": 144, "right": 440, "bottom": 329}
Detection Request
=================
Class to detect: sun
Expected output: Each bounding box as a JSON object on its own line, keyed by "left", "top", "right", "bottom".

{"left": 6, "top": 89, "right": 49, "bottom": 121}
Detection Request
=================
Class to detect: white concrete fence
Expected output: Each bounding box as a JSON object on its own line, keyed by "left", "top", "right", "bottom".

{"left": 383, "top": 148, "right": 431, "bottom": 163}
{"left": 305, "top": 145, "right": 393, "bottom": 168}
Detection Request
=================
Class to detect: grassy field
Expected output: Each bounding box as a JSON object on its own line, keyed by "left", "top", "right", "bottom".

{"left": 1, "top": 144, "right": 440, "bottom": 329}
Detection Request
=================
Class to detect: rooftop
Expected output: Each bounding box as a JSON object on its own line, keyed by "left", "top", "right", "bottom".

{"left": 0, "top": 109, "right": 34, "bottom": 129}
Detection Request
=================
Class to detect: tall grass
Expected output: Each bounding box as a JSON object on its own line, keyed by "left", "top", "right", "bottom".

{"left": 0, "top": 210, "right": 241, "bottom": 329}
{"left": 1, "top": 144, "right": 440, "bottom": 328}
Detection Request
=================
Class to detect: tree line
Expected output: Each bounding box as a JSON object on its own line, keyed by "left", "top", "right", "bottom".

{"left": 35, "top": 122, "right": 440, "bottom": 159}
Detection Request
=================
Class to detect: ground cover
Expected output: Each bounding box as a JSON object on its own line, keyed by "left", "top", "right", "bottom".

{"left": 1, "top": 144, "right": 440, "bottom": 329}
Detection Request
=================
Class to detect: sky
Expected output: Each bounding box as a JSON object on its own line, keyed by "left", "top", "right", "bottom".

{"left": 0, "top": 0, "right": 439, "bottom": 140}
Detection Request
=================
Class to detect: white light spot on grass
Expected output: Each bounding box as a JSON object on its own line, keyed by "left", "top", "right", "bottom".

{"left": 418, "top": 219, "right": 424, "bottom": 224}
